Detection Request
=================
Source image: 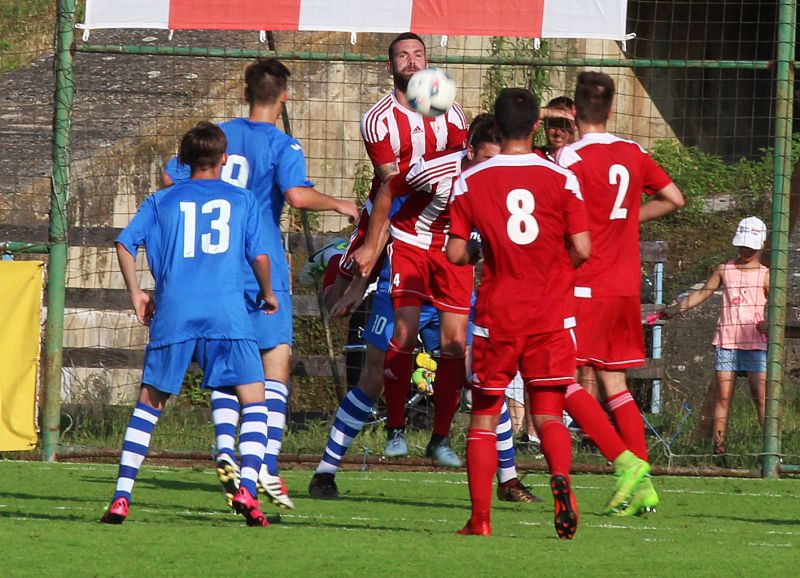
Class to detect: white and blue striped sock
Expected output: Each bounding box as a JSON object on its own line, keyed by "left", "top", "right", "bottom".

{"left": 211, "top": 388, "right": 240, "bottom": 461}
{"left": 496, "top": 402, "right": 518, "bottom": 483}
{"left": 112, "top": 402, "right": 162, "bottom": 502}
{"left": 316, "top": 386, "right": 375, "bottom": 475}
{"left": 263, "top": 380, "right": 288, "bottom": 476}
{"left": 238, "top": 402, "right": 269, "bottom": 496}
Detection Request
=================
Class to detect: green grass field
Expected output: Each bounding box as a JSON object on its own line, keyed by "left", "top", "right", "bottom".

{"left": 1, "top": 461, "right": 797, "bottom": 577}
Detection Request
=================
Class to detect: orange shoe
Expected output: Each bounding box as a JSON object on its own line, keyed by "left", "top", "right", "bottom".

{"left": 551, "top": 475, "right": 578, "bottom": 540}
{"left": 456, "top": 518, "right": 492, "bottom": 536}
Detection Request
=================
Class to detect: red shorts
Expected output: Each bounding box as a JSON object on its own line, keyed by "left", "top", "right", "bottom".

{"left": 470, "top": 330, "right": 576, "bottom": 396}
{"left": 574, "top": 294, "right": 645, "bottom": 370}
{"left": 387, "top": 241, "right": 473, "bottom": 314}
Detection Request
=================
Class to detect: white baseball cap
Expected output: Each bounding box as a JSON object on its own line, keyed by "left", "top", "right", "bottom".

{"left": 732, "top": 216, "right": 767, "bottom": 250}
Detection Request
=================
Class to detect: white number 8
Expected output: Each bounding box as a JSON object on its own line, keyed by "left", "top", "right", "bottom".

{"left": 506, "top": 188, "right": 539, "bottom": 245}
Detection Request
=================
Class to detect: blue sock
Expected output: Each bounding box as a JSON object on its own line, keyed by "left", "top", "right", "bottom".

{"left": 238, "top": 402, "right": 269, "bottom": 496}
{"left": 112, "top": 402, "right": 162, "bottom": 502}
{"left": 211, "top": 388, "right": 240, "bottom": 461}
{"left": 496, "top": 401, "right": 518, "bottom": 483}
{"left": 316, "top": 386, "right": 375, "bottom": 475}
{"left": 263, "top": 380, "right": 288, "bottom": 476}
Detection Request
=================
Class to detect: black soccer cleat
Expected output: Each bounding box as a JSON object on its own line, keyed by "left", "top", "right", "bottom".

{"left": 551, "top": 475, "right": 579, "bottom": 540}
{"left": 308, "top": 473, "right": 339, "bottom": 500}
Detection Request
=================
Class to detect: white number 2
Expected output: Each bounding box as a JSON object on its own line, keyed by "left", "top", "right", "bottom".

{"left": 505, "top": 188, "right": 539, "bottom": 245}
{"left": 179, "top": 199, "right": 231, "bottom": 258}
{"left": 609, "top": 164, "right": 630, "bottom": 220}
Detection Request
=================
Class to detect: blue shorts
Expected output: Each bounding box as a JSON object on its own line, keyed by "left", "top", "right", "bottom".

{"left": 142, "top": 338, "right": 264, "bottom": 395}
{"left": 715, "top": 347, "right": 767, "bottom": 373}
{"left": 363, "top": 286, "right": 441, "bottom": 353}
{"left": 246, "top": 288, "right": 293, "bottom": 350}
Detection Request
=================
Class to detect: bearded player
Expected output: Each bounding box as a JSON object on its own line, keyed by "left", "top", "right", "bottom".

{"left": 329, "top": 32, "right": 467, "bottom": 317}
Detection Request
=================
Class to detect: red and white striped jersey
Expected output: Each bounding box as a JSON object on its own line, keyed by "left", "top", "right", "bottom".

{"left": 361, "top": 91, "right": 467, "bottom": 204}
{"left": 388, "top": 149, "right": 464, "bottom": 251}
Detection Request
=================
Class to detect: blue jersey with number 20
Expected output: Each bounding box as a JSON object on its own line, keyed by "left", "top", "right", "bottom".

{"left": 165, "top": 118, "right": 313, "bottom": 292}
{"left": 116, "top": 179, "right": 270, "bottom": 347}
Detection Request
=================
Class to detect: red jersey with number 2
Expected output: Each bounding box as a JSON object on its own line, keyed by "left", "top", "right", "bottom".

{"left": 449, "top": 153, "right": 588, "bottom": 337}
{"left": 558, "top": 133, "right": 672, "bottom": 297}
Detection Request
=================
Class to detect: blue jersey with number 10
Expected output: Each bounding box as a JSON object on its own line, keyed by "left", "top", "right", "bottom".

{"left": 116, "top": 179, "right": 270, "bottom": 347}
{"left": 165, "top": 118, "right": 313, "bottom": 292}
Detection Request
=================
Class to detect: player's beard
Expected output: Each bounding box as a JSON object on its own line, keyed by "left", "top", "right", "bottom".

{"left": 392, "top": 68, "right": 412, "bottom": 93}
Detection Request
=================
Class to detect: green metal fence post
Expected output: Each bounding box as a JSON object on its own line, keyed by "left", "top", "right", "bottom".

{"left": 42, "top": 0, "right": 77, "bottom": 462}
{"left": 762, "top": 0, "right": 797, "bottom": 478}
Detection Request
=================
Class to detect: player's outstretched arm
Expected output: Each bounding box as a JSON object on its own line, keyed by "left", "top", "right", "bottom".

{"left": 115, "top": 242, "right": 154, "bottom": 326}
{"left": 285, "top": 186, "right": 359, "bottom": 223}
{"left": 251, "top": 254, "right": 278, "bottom": 314}
{"left": 329, "top": 275, "right": 369, "bottom": 318}
{"left": 445, "top": 236, "right": 471, "bottom": 266}
{"left": 640, "top": 182, "right": 685, "bottom": 223}
{"left": 568, "top": 231, "right": 591, "bottom": 268}
{"left": 351, "top": 180, "right": 393, "bottom": 278}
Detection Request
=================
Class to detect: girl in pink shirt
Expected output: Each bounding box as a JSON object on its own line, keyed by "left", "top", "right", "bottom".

{"left": 662, "top": 217, "right": 769, "bottom": 456}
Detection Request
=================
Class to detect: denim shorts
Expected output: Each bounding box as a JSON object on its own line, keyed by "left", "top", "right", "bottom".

{"left": 714, "top": 347, "right": 767, "bottom": 373}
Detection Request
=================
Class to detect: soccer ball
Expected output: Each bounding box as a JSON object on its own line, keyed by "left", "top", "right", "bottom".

{"left": 406, "top": 68, "right": 456, "bottom": 118}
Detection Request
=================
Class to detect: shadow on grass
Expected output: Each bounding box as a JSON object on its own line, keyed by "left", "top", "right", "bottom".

{"left": 686, "top": 513, "right": 800, "bottom": 526}
{"left": 332, "top": 494, "right": 466, "bottom": 510}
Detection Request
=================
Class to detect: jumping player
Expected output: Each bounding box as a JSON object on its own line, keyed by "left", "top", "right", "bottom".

{"left": 164, "top": 59, "right": 358, "bottom": 510}
{"left": 102, "top": 122, "right": 278, "bottom": 527}
{"left": 447, "top": 88, "right": 590, "bottom": 538}
{"left": 558, "top": 71, "right": 685, "bottom": 516}
{"left": 329, "top": 32, "right": 467, "bottom": 316}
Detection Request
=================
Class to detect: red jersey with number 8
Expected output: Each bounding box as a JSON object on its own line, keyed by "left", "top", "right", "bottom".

{"left": 558, "top": 133, "right": 672, "bottom": 297}
{"left": 449, "top": 153, "right": 588, "bottom": 337}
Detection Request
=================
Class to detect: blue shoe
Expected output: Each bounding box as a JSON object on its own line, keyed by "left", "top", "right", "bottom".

{"left": 384, "top": 429, "right": 408, "bottom": 458}
{"left": 426, "top": 437, "right": 462, "bottom": 467}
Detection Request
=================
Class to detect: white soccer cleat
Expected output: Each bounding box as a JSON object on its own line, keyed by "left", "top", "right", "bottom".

{"left": 257, "top": 465, "right": 295, "bottom": 510}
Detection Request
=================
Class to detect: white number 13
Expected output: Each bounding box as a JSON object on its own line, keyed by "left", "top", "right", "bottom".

{"left": 506, "top": 188, "right": 539, "bottom": 245}
{"left": 179, "top": 199, "right": 231, "bottom": 258}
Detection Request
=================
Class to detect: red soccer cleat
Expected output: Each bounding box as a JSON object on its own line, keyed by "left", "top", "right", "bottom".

{"left": 232, "top": 486, "right": 269, "bottom": 527}
{"left": 551, "top": 475, "right": 578, "bottom": 540}
{"left": 456, "top": 518, "right": 492, "bottom": 536}
{"left": 100, "top": 497, "right": 129, "bottom": 525}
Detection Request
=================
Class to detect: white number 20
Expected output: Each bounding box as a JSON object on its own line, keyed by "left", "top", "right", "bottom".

{"left": 609, "top": 164, "right": 630, "bottom": 220}
{"left": 505, "top": 188, "right": 539, "bottom": 245}
{"left": 179, "top": 199, "right": 231, "bottom": 258}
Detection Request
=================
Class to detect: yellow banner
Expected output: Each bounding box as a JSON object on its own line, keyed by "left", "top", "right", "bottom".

{"left": 0, "top": 261, "right": 43, "bottom": 451}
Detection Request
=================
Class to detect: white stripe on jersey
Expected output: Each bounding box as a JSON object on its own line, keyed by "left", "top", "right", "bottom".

{"left": 361, "top": 93, "right": 394, "bottom": 143}
{"left": 562, "top": 131, "right": 649, "bottom": 157}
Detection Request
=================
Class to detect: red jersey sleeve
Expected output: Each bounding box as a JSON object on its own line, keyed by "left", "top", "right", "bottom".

{"left": 563, "top": 171, "right": 589, "bottom": 235}
{"left": 360, "top": 114, "right": 396, "bottom": 167}
{"left": 448, "top": 176, "right": 473, "bottom": 240}
{"left": 640, "top": 152, "right": 673, "bottom": 196}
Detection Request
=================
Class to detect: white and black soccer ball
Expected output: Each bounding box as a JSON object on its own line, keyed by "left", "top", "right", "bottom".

{"left": 406, "top": 67, "right": 456, "bottom": 118}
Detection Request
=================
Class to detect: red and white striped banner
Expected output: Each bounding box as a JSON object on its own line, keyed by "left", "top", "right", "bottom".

{"left": 81, "top": 0, "right": 628, "bottom": 41}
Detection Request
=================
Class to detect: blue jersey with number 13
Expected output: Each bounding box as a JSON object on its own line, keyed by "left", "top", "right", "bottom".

{"left": 116, "top": 179, "right": 270, "bottom": 347}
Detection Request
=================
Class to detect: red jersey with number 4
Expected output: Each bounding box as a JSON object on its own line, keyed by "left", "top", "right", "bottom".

{"left": 361, "top": 92, "right": 467, "bottom": 202}
{"left": 449, "top": 153, "right": 588, "bottom": 337}
{"left": 558, "top": 133, "right": 672, "bottom": 297}
{"left": 389, "top": 149, "right": 464, "bottom": 251}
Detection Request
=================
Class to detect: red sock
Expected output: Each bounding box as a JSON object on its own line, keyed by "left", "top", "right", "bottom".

{"left": 606, "top": 390, "right": 648, "bottom": 461}
{"left": 538, "top": 419, "right": 572, "bottom": 478}
{"left": 383, "top": 340, "right": 414, "bottom": 430}
{"left": 432, "top": 355, "right": 465, "bottom": 436}
{"left": 466, "top": 428, "right": 497, "bottom": 525}
{"left": 565, "top": 383, "right": 626, "bottom": 461}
